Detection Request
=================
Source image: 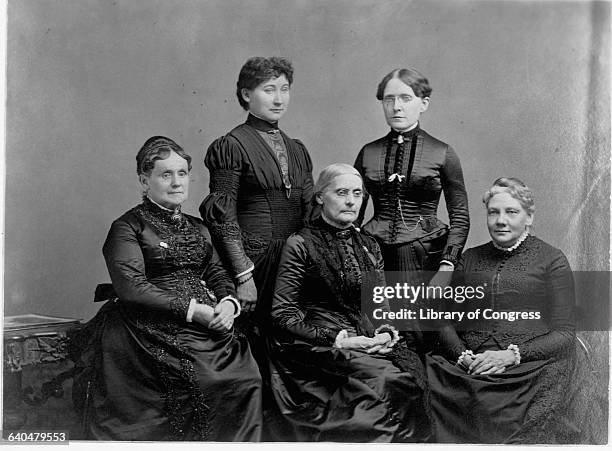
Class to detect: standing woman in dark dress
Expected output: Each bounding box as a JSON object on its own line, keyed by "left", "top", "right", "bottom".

{"left": 269, "top": 164, "right": 432, "bottom": 442}
{"left": 427, "top": 177, "right": 577, "bottom": 443}
{"left": 199, "top": 56, "right": 313, "bottom": 330}
{"left": 354, "top": 68, "right": 470, "bottom": 351}
{"left": 74, "top": 137, "right": 262, "bottom": 441}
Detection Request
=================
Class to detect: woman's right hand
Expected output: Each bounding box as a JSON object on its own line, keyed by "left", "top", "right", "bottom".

{"left": 192, "top": 304, "right": 215, "bottom": 327}
{"left": 458, "top": 354, "right": 474, "bottom": 372}
{"left": 207, "top": 300, "right": 235, "bottom": 332}
{"left": 339, "top": 334, "right": 390, "bottom": 352}
{"left": 237, "top": 277, "right": 258, "bottom": 313}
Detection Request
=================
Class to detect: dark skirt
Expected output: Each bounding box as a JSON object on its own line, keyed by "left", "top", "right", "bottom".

{"left": 73, "top": 301, "right": 263, "bottom": 441}
{"left": 379, "top": 241, "right": 443, "bottom": 354}
{"left": 426, "top": 346, "right": 576, "bottom": 444}
{"left": 269, "top": 342, "right": 432, "bottom": 442}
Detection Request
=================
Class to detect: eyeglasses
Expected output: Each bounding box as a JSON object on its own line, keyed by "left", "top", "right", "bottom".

{"left": 381, "top": 95, "right": 415, "bottom": 106}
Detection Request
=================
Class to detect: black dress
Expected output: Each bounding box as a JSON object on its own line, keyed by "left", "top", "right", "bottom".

{"left": 427, "top": 235, "right": 577, "bottom": 443}
{"left": 354, "top": 125, "right": 470, "bottom": 351}
{"left": 269, "top": 217, "right": 432, "bottom": 442}
{"left": 354, "top": 124, "right": 469, "bottom": 270}
{"left": 74, "top": 198, "right": 262, "bottom": 441}
{"left": 199, "top": 114, "right": 313, "bottom": 324}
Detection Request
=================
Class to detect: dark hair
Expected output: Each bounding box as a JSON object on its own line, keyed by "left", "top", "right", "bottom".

{"left": 136, "top": 136, "right": 192, "bottom": 176}
{"left": 236, "top": 57, "right": 294, "bottom": 110}
{"left": 483, "top": 177, "right": 535, "bottom": 215}
{"left": 376, "top": 68, "right": 432, "bottom": 100}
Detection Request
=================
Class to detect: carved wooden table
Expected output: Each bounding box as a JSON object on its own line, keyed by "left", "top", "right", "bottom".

{"left": 3, "top": 314, "right": 83, "bottom": 439}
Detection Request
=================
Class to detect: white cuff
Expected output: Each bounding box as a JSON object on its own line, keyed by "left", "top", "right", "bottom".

{"left": 220, "top": 295, "right": 241, "bottom": 318}
{"left": 374, "top": 325, "right": 400, "bottom": 347}
{"left": 235, "top": 265, "right": 255, "bottom": 280}
{"left": 457, "top": 349, "right": 474, "bottom": 366}
{"left": 439, "top": 260, "right": 455, "bottom": 269}
{"left": 186, "top": 298, "right": 197, "bottom": 323}
{"left": 333, "top": 330, "right": 348, "bottom": 348}
{"left": 507, "top": 344, "right": 521, "bottom": 365}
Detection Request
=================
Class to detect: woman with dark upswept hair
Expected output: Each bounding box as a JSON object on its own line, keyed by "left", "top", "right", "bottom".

{"left": 73, "top": 136, "right": 262, "bottom": 441}
{"left": 354, "top": 68, "right": 470, "bottom": 353}
{"left": 199, "top": 56, "right": 313, "bottom": 353}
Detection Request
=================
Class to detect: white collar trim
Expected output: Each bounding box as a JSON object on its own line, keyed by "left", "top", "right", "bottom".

{"left": 492, "top": 231, "right": 529, "bottom": 252}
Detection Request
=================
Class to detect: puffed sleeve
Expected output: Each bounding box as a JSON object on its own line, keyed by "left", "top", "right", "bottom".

{"left": 519, "top": 250, "right": 576, "bottom": 362}
{"left": 353, "top": 146, "right": 370, "bottom": 227}
{"left": 199, "top": 136, "right": 254, "bottom": 278}
{"left": 102, "top": 216, "right": 191, "bottom": 319}
{"left": 295, "top": 139, "right": 314, "bottom": 221}
{"left": 271, "top": 235, "right": 342, "bottom": 346}
{"left": 440, "top": 146, "right": 470, "bottom": 266}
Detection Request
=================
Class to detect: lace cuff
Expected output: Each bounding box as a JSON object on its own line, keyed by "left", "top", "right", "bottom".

{"left": 375, "top": 324, "right": 400, "bottom": 348}
{"left": 456, "top": 349, "right": 474, "bottom": 366}
{"left": 333, "top": 330, "right": 349, "bottom": 348}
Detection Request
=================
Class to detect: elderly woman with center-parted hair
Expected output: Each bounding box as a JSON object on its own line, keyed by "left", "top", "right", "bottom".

{"left": 427, "top": 177, "right": 577, "bottom": 444}
{"left": 73, "top": 136, "right": 262, "bottom": 441}
{"left": 268, "top": 163, "right": 432, "bottom": 442}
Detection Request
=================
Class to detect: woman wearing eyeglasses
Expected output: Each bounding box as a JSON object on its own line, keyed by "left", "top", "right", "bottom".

{"left": 353, "top": 68, "right": 470, "bottom": 354}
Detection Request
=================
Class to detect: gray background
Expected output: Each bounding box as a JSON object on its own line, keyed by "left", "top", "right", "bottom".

{"left": 5, "top": 0, "right": 610, "bottom": 321}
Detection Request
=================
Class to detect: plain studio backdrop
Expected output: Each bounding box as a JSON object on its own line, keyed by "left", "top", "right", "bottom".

{"left": 5, "top": 0, "right": 610, "bottom": 321}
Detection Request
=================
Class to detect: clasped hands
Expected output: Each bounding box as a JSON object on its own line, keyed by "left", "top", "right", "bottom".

{"left": 193, "top": 300, "right": 235, "bottom": 332}
{"left": 460, "top": 350, "right": 517, "bottom": 375}
{"left": 335, "top": 331, "right": 396, "bottom": 355}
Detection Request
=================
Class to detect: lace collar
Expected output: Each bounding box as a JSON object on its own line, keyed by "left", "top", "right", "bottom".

{"left": 492, "top": 231, "right": 529, "bottom": 252}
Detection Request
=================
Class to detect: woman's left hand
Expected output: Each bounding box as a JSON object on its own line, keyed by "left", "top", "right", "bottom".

{"left": 208, "top": 300, "right": 235, "bottom": 331}
{"left": 428, "top": 267, "right": 453, "bottom": 292}
{"left": 366, "top": 333, "right": 395, "bottom": 355}
{"left": 468, "top": 350, "right": 516, "bottom": 375}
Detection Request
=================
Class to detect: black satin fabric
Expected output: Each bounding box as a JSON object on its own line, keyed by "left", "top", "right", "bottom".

{"left": 427, "top": 236, "right": 577, "bottom": 443}
{"left": 354, "top": 125, "right": 469, "bottom": 265}
{"left": 74, "top": 199, "right": 263, "bottom": 441}
{"left": 269, "top": 219, "right": 432, "bottom": 442}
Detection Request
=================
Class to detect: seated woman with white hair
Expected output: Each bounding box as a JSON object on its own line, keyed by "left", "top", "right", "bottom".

{"left": 268, "top": 163, "right": 431, "bottom": 442}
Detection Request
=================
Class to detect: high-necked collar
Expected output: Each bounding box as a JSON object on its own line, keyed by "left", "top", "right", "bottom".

{"left": 317, "top": 215, "right": 355, "bottom": 239}
{"left": 389, "top": 122, "right": 420, "bottom": 141}
{"left": 246, "top": 113, "right": 279, "bottom": 133}
{"left": 145, "top": 195, "right": 174, "bottom": 212}
{"left": 491, "top": 232, "right": 532, "bottom": 255}
{"left": 142, "top": 196, "right": 183, "bottom": 224}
